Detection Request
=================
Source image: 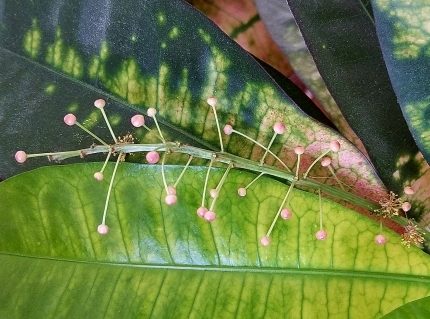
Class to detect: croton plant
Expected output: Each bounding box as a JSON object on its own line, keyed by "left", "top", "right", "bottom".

{"left": 1, "top": 0, "right": 430, "bottom": 318}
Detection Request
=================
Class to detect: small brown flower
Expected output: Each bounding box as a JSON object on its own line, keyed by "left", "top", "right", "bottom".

{"left": 374, "top": 191, "right": 403, "bottom": 218}
{"left": 401, "top": 220, "right": 424, "bottom": 248}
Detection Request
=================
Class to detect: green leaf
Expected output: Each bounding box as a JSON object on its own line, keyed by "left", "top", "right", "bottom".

{"left": 284, "top": 0, "right": 420, "bottom": 194}
{"left": 381, "top": 296, "right": 430, "bottom": 319}
{"left": 0, "top": 0, "right": 386, "bottom": 206}
{"left": 1, "top": 163, "right": 430, "bottom": 318}
{"left": 371, "top": 1, "right": 430, "bottom": 164}
{"left": 371, "top": 1, "right": 430, "bottom": 221}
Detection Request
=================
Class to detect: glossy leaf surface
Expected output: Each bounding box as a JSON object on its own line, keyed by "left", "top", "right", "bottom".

{"left": 371, "top": 0, "right": 430, "bottom": 227}
{"left": 0, "top": 0, "right": 385, "bottom": 203}
{"left": 255, "top": 0, "right": 367, "bottom": 155}
{"left": 1, "top": 163, "right": 430, "bottom": 318}
{"left": 372, "top": 0, "right": 430, "bottom": 164}
{"left": 285, "top": 0, "right": 419, "bottom": 194}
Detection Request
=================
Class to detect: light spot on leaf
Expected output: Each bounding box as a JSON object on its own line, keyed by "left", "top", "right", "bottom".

{"left": 23, "top": 19, "right": 41, "bottom": 58}
{"left": 405, "top": 100, "right": 430, "bottom": 151}
{"left": 108, "top": 114, "right": 122, "bottom": 126}
{"left": 375, "top": 1, "right": 430, "bottom": 59}
{"left": 82, "top": 110, "right": 100, "bottom": 130}
{"left": 46, "top": 28, "right": 84, "bottom": 78}
{"left": 88, "top": 57, "right": 100, "bottom": 79}
{"left": 44, "top": 83, "right": 56, "bottom": 94}
{"left": 100, "top": 41, "right": 109, "bottom": 61}
{"left": 169, "top": 27, "right": 179, "bottom": 39}
{"left": 157, "top": 12, "right": 166, "bottom": 25}
{"left": 67, "top": 102, "right": 79, "bottom": 113}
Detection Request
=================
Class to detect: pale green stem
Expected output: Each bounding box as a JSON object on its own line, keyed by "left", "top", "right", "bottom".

{"left": 303, "top": 149, "right": 330, "bottom": 179}
{"left": 101, "top": 152, "right": 122, "bottom": 225}
{"left": 265, "top": 180, "right": 296, "bottom": 237}
{"left": 295, "top": 154, "right": 302, "bottom": 179}
{"left": 211, "top": 105, "right": 224, "bottom": 152}
{"left": 98, "top": 108, "right": 117, "bottom": 144}
{"left": 99, "top": 151, "right": 112, "bottom": 173}
{"left": 75, "top": 122, "right": 109, "bottom": 146}
{"left": 201, "top": 156, "right": 215, "bottom": 208}
{"left": 173, "top": 156, "right": 194, "bottom": 188}
{"left": 319, "top": 189, "right": 323, "bottom": 230}
{"left": 209, "top": 162, "right": 233, "bottom": 211}
{"left": 232, "top": 129, "right": 291, "bottom": 172}
{"left": 42, "top": 142, "right": 378, "bottom": 211}
{"left": 161, "top": 152, "right": 168, "bottom": 193}
{"left": 152, "top": 115, "right": 166, "bottom": 143}
{"left": 260, "top": 133, "right": 277, "bottom": 165}
{"left": 244, "top": 172, "right": 265, "bottom": 190}
{"left": 327, "top": 165, "right": 344, "bottom": 190}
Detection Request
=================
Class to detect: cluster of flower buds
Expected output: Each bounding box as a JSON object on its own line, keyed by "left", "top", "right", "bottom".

{"left": 14, "top": 97, "right": 423, "bottom": 248}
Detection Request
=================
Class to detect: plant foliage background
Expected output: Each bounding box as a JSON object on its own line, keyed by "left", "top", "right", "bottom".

{"left": 1, "top": 0, "right": 430, "bottom": 318}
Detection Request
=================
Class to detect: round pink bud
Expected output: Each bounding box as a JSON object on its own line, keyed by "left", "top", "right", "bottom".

{"left": 330, "top": 140, "right": 341, "bottom": 152}
{"left": 238, "top": 188, "right": 247, "bottom": 197}
{"left": 165, "top": 194, "right": 178, "bottom": 205}
{"left": 281, "top": 208, "right": 292, "bottom": 220}
{"left": 321, "top": 157, "right": 332, "bottom": 167}
{"left": 93, "top": 172, "right": 104, "bottom": 181}
{"left": 147, "top": 108, "right": 157, "bottom": 117}
{"left": 131, "top": 114, "right": 145, "bottom": 127}
{"left": 273, "top": 122, "right": 286, "bottom": 134}
{"left": 197, "top": 206, "right": 208, "bottom": 218}
{"left": 210, "top": 189, "right": 219, "bottom": 198}
{"left": 404, "top": 186, "right": 414, "bottom": 195}
{"left": 167, "top": 186, "right": 176, "bottom": 195}
{"left": 315, "top": 229, "right": 327, "bottom": 240}
{"left": 260, "top": 236, "right": 270, "bottom": 246}
{"left": 204, "top": 210, "right": 216, "bottom": 222}
{"left": 402, "top": 202, "right": 412, "bottom": 212}
{"left": 94, "top": 99, "right": 106, "bottom": 108}
{"left": 374, "top": 234, "right": 387, "bottom": 245}
{"left": 206, "top": 97, "right": 217, "bottom": 107}
{"left": 97, "top": 224, "right": 109, "bottom": 235}
{"left": 63, "top": 113, "right": 77, "bottom": 126}
{"left": 14, "top": 151, "right": 27, "bottom": 163}
{"left": 146, "top": 151, "right": 160, "bottom": 164}
{"left": 294, "top": 145, "right": 305, "bottom": 155}
{"left": 223, "top": 124, "right": 233, "bottom": 135}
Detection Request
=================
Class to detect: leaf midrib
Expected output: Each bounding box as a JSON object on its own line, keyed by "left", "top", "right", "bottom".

{"left": 3, "top": 252, "right": 429, "bottom": 283}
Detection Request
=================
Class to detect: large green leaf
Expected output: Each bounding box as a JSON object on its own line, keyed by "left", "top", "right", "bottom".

{"left": 1, "top": 163, "right": 430, "bottom": 318}
{"left": 284, "top": 0, "right": 420, "bottom": 194}
{"left": 2, "top": 0, "right": 429, "bottom": 317}
{"left": 0, "top": 0, "right": 387, "bottom": 205}
{"left": 371, "top": 0, "right": 430, "bottom": 164}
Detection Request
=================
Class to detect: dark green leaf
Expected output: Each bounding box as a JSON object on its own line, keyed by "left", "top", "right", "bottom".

{"left": 255, "top": 0, "right": 368, "bottom": 155}
{"left": 371, "top": 1, "right": 430, "bottom": 164}
{"left": 381, "top": 296, "right": 430, "bottom": 319}
{"left": 284, "top": 0, "right": 419, "bottom": 193}
{"left": 253, "top": 55, "right": 337, "bottom": 130}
